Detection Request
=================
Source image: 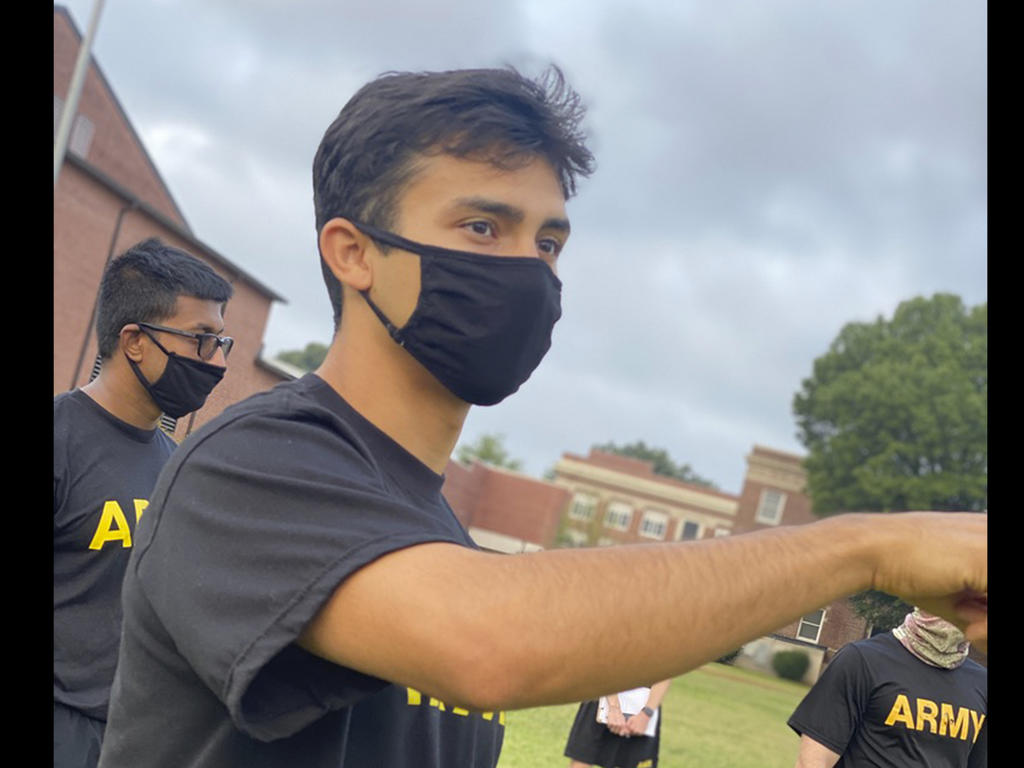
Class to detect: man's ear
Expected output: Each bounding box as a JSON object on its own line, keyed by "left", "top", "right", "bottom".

{"left": 320, "top": 218, "right": 373, "bottom": 292}
{"left": 120, "top": 324, "right": 146, "bottom": 363}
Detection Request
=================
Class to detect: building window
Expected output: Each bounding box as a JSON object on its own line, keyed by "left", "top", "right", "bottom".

{"left": 568, "top": 494, "right": 597, "bottom": 522}
{"left": 639, "top": 510, "right": 668, "bottom": 540}
{"left": 562, "top": 529, "right": 588, "bottom": 547}
{"left": 69, "top": 114, "right": 95, "bottom": 158}
{"left": 755, "top": 489, "right": 787, "bottom": 525}
{"left": 604, "top": 501, "right": 632, "bottom": 531}
{"left": 54, "top": 94, "right": 95, "bottom": 159}
{"left": 797, "top": 609, "right": 826, "bottom": 644}
{"left": 677, "top": 520, "right": 701, "bottom": 540}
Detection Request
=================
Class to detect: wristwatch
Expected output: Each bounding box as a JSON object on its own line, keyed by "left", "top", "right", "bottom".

{"left": 641, "top": 706, "right": 655, "bottom": 717}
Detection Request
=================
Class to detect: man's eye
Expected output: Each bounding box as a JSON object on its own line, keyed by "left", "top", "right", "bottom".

{"left": 538, "top": 238, "right": 563, "bottom": 257}
{"left": 465, "top": 221, "right": 495, "bottom": 237}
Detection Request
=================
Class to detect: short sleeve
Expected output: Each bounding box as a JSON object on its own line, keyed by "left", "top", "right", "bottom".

{"left": 131, "top": 404, "right": 469, "bottom": 741}
{"left": 787, "top": 644, "right": 871, "bottom": 756}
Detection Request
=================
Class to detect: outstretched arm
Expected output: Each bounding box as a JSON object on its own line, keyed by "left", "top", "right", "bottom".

{"left": 298, "top": 511, "right": 986, "bottom": 711}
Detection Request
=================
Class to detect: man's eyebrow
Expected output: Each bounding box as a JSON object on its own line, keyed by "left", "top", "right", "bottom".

{"left": 451, "top": 196, "right": 571, "bottom": 233}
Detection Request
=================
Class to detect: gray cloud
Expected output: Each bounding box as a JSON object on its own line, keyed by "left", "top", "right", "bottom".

{"left": 59, "top": 0, "right": 986, "bottom": 491}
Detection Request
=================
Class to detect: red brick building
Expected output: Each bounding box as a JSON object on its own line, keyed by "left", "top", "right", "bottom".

{"left": 54, "top": 6, "right": 289, "bottom": 438}
{"left": 442, "top": 459, "right": 569, "bottom": 553}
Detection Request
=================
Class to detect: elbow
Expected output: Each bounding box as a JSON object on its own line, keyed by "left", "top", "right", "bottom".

{"left": 427, "top": 634, "right": 524, "bottom": 712}
{"left": 416, "top": 620, "right": 543, "bottom": 713}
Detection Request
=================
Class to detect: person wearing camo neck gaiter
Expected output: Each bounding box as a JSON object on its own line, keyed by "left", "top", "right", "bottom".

{"left": 787, "top": 607, "right": 987, "bottom": 767}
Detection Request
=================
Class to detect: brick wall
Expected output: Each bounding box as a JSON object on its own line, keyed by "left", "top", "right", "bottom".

{"left": 55, "top": 9, "right": 188, "bottom": 228}
{"left": 443, "top": 461, "right": 569, "bottom": 549}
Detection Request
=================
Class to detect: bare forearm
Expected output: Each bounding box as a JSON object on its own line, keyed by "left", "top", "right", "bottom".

{"left": 300, "top": 511, "right": 985, "bottom": 711}
{"left": 458, "top": 515, "right": 873, "bottom": 707}
{"left": 644, "top": 680, "right": 671, "bottom": 711}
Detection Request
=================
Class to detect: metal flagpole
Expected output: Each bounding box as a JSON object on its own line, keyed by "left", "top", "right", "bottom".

{"left": 54, "top": 0, "right": 106, "bottom": 187}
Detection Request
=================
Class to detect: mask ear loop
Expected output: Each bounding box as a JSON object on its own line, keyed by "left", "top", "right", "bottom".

{"left": 358, "top": 288, "right": 406, "bottom": 347}
{"left": 347, "top": 218, "right": 415, "bottom": 348}
{"left": 120, "top": 323, "right": 164, "bottom": 396}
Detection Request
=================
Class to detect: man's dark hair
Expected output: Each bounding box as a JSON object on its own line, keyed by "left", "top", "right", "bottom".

{"left": 312, "top": 65, "right": 596, "bottom": 329}
{"left": 95, "top": 237, "right": 234, "bottom": 359}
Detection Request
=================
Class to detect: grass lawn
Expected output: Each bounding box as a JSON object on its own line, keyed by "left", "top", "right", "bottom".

{"left": 497, "top": 663, "right": 808, "bottom": 767}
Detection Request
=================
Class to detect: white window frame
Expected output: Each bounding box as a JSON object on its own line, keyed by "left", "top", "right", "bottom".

{"left": 604, "top": 501, "right": 632, "bottom": 531}
{"left": 755, "top": 488, "right": 787, "bottom": 526}
{"left": 639, "top": 510, "right": 669, "bottom": 540}
{"left": 568, "top": 493, "right": 597, "bottom": 522}
{"left": 796, "top": 609, "right": 826, "bottom": 644}
{"left": 69, "top": 114, "right": 95, "bottom": 158}
{"left": 676, "top": 519, "right": 701, "bottom": 541}
{"left": 563, "top": 529, "right": 588, "bottom": 546}
{"left": 54, "top": 94, "right": 95, "bottom": 158}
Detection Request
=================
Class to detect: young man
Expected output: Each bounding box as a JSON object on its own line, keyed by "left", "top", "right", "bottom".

{"left": 98, "top": 68, "right": 987, "bottom": 768}
{"left": 788, "top": 609, "right": 987, "bottom": 767}
{"left": 54, "top": 238, "right": 233, "bottom": 768}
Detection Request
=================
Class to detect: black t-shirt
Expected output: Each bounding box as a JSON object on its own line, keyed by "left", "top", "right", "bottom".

{"left": 98, "top": 374, "right": 505, "bottom": 767}
{"left": 54, "top": 389, "right": 178, "bottom": 720}
{"left": 788, "top": 632, "right": 987, "bottom": 767}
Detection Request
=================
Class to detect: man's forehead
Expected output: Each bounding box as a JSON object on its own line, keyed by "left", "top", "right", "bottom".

{"left": 448, "top": 195, "right": 571, "bottom": 232}
{"left": 165, "top": 295, "right": 226, "bottom": 330}
{"left": 400, "top": 153, "right": 566, "bottom": 212}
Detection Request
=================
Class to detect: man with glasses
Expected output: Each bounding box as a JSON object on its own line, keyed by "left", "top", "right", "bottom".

{"left": 54, "top": 237, "right": 233, "bottom": 768}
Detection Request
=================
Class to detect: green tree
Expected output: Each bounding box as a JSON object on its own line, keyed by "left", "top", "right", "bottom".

{"left": 456, "top": 433, "right": 523, "bottom": 472}
{"left": 793, "top": 293, "right": 986, "bottom": 515}
{"left": 276, "top": 341, "right": 329, "bottom": 372}
{"left": 848, "top": 590, "right": 914, "bottom": 632}
{"left": 592, "top": 440, "right": 718, "bottom": 489}
{"left": 793, "top": 293, "right": 986, "bottom": 632}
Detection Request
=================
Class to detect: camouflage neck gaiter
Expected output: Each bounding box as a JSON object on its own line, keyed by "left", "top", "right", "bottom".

{"left": 892, "top": 608, "right": 970, "bottom": 669}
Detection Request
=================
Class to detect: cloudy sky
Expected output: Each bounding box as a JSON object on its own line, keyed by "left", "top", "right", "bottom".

{"left": 57, "top": 0, "right": 987, "bottom": 493}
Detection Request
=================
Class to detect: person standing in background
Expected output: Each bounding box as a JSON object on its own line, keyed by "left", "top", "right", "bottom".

{"left": 54, "top": 238, "right": 233, "bottom": 768}
{"left": 788, "top": 608, "right": 987, "bottom": 767}
{"left": 565, "top": 680, "right": 673, "bottom": 768}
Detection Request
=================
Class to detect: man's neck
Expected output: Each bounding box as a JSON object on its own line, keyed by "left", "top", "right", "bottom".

{"left": 316, "top": 326, "right": 470, "bottom": 476}
{"left": 81, "top": 368, "right": 163, "bottom": 431}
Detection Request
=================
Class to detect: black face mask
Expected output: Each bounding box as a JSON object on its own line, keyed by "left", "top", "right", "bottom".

{"left": 351, "top": 220, "right": 562, "bottom": 406}
{"left": 126, "top": 349, "right": 226, "bottom": 419}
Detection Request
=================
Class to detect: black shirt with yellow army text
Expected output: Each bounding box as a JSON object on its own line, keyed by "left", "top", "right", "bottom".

{"left": 99, "top": 374, "right": 504, "bottom": 767}
{"left": 54, "top": 389, "right": 177, "bottom": 720}
{"left": 788, "top": 631, "right": 987, "bottom": 767}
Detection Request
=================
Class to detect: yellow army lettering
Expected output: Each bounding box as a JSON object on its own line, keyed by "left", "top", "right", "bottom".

{"left": 406, "top": 688, "right": 505, "bottom": 725}
{"left": 884, "top": 694, "right": 984, "bottom": 743}
{"left": 940, "top": 703, "right": 970, "bottom": 740}
{"left": 88, "top": 499, "right": 149, "bottom": 550}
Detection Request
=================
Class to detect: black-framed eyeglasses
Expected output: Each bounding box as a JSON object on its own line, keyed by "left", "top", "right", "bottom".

{"left": 136, "top": 322, "right": 234, "bottom": 361}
